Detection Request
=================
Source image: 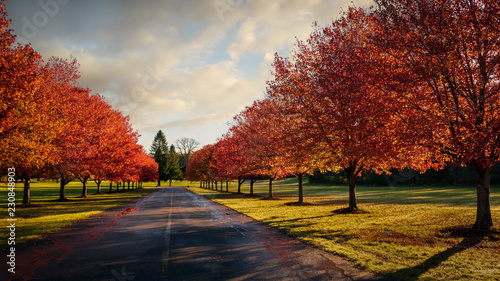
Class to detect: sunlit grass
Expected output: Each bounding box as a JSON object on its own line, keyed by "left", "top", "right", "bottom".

{"left": 0, "top": 180, "right": 158, "bottom": 252}
{"left": 188, "top": 179, "right": 500, "bottom": 281}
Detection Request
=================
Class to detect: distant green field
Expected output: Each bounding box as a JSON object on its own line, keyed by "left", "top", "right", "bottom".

{"left": 0, "top": 180, "right": 158, "bottom": 252}
{"left": 189, "top": 178, "right": 500, "bottom": 281}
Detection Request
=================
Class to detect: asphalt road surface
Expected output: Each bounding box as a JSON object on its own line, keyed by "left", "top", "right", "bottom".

{"left": 3, "top": 187, "right": 390, "bottom": 281}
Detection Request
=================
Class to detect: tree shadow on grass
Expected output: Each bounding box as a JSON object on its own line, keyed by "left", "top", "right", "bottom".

{"left": 332, "top": 207, "right": 370, "bottom": 214}
{"left": 260, "top": 197, "right": 281, "bottom": 201}
{"left": 51, "top": 197, "right": 73, "bottom": 202}
{"left": 284, "top": 202, "right": 315, "bottom": 206}
{"left": 19, "top": 203, "right": 43, "bottom": 208}
{"left": 391, "top": 226, "right": 499, "bottom": 280}
{"left": 243, "top": 194, "right": 262, "bottom": 198}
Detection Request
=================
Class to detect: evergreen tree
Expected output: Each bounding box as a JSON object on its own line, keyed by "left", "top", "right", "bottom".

{"left": 166, "top": 144, "right": 183, "bottom": 186}
{"left": 150, "top": 130, "right": 169, "bottom": 186}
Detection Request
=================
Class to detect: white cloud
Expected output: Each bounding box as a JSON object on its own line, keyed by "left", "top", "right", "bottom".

{"left": 149, "top": 113, "right": 233, "bottom": 131}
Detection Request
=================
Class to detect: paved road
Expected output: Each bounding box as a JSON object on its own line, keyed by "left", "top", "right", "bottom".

{"left": 4, "top": 187, "right": 389, "bottom": 281}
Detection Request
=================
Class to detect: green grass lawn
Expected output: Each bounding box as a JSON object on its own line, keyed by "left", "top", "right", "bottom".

{"left": 0, "top": 180, "right": 158, "bottom": 252}
{"left": 188, "top": 178, "right": 500, "bottom": 281}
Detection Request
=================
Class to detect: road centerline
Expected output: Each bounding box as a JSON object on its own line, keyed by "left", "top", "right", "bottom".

{"left": 161, "top": 188, "right": 174, "bottom": 279}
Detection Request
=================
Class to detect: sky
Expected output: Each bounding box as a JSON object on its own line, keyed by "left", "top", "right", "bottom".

{"left": 5, "top": 0, "right": 373, "bottom": 150}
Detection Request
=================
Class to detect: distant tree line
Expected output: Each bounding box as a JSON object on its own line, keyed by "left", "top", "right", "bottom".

{"left": 310, "top": 165, "right": 500, "bottom": 187}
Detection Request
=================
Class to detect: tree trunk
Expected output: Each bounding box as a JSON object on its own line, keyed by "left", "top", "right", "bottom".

{"left": 169, "top": 177, "right": 172, "bottom": 186}
{"left": 128, "top": 181, "right": 131, "bottom": 190}
{"left": 473, "top": 165, "right": 493, "bottom": 229}
{"left": 250, "top": 176, "right": 255, "bottom": 195}
{"left": 250, "top": 176, "right": 257, "bottom": 195}
{"left": 22, "top": 173, "right": 31, "bottom": 205}
{"left": 346, "top": 165, "right": 358, "bottom": 210}
{"left": 268, "top": 177, "right": 274, "bottom": 198}
{"left": 109, "top": 182, "right": 113, "bottom": 193}
{"left": 215, "top": 181, "right": 218, "bottom": 191}
{"left": 58, "top": 174, "right": 67, "bottom": 201}
{"left": 226, "top": 179, "right": 229, "bottom": 192}
{"left": 80, "top": 175, "right": 89, "bottom": 197}
{"left": 298, "top": 173, "right": 303, "bottom": 203}
{"left": 95, "top": 180, "right": 102, "bottom": 194}
{"left": 158, "top": 178, "right": 161, "bottom": 187}
{"left": 116, "top": 182, "right": 120, "bottom": 192}
{"left": 238, "top": 177, "right": 245, "bottom": 193}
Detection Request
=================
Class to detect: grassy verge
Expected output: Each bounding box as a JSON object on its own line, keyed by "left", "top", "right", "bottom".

{"left": 188, "top": 179, "right": 500, "bottom": 281}
{"left": 0, "top": 180, "right": 158, "bottom": 252}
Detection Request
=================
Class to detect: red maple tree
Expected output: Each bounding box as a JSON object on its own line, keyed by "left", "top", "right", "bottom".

{"left": 0, "top": 2, "right": 59, "bottom": 205}
{"left": 267, "top": 8, "right": 409, "bottom": 210}
{"left": 370, "top": 0, "right": 500, "bottom": 228}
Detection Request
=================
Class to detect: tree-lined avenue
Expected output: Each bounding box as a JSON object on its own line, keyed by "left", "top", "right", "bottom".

{"left": 2, "top": 187, "right": 388, "bottom": 281}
